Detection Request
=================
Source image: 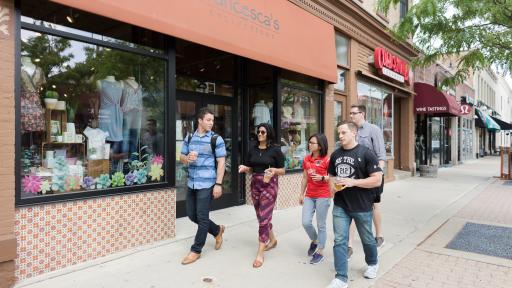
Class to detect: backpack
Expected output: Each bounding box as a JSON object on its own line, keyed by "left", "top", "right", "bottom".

{"left": 186, "top": 133, "right": 219, "bottom": 169}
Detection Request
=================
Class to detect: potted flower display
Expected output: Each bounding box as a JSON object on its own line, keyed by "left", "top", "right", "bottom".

{"left": 44, "top": 90, "right": 59, "bottom": 109}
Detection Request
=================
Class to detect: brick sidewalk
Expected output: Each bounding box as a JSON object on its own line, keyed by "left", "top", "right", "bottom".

{"left": 374, "top": 179, "right": 512, "bottom": 288}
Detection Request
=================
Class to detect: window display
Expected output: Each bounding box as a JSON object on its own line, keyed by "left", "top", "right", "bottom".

{"left": 19, "top": 29, "right": 166, "bottom": 199}
{"left": 357, "top": 80, "right": 394, "bottom": 156}
{"left": 280, "top": 72, "right": 321, "bottom": 170}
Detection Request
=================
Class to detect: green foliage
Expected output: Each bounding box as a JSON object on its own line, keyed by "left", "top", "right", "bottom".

{"left": 378, "top": 0, "right": 512, "bottom": 87}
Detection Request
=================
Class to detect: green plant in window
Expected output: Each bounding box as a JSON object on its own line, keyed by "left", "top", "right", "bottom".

{"left": 111, "top": 172, "right": 125, "bottom": 187}
{"left": 51, "top": 156, "right": 69, "bottom": 193}
{"left": 95, "top": 174, "right": 111, "bottom": 189}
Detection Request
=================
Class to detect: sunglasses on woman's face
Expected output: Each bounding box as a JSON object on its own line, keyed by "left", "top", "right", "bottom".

{"left": 257, "top": 130, "right": 267, "bottom": 135}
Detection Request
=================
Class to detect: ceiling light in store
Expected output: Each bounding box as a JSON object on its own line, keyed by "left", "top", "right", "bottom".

{"left": 150, "top": 76, "right": 154, "bottom": 80}
{"left": 64, "top": 94, "right": 68, "bottom": 97}
{"left": 216, "top": 65, "right": 221, "bottom": 69}
{"left": 52, "top": 85, "right": 56, "bottom": 89}
{"left": 90, "top": 67, "right": 95, "bottom": 71}
{"left": 199, "top": 68, "right": 205, "bottom": 72}
{"left": 66, "top": 15, "right": 74, "bottom": 23}
{"left": 34, "top": 58, "right": 40, "bottom": 62}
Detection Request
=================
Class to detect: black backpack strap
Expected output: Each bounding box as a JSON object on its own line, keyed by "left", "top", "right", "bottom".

{"left": 211, "top": 134, "right": 218, "bottom": 169}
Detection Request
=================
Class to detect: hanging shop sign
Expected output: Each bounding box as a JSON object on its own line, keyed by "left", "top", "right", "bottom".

{"left": 373, "top": 47, "right": 410, "bottom": 84}
{"left": 460, "top": 104, "right": 472, "bottom": 115}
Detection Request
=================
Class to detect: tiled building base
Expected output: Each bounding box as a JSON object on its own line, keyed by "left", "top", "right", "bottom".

{"left": 245, "top": 173, "right": 303, "bottom": 209}
{"left": 15, "top": 189, "right": 176, "bottom": 281}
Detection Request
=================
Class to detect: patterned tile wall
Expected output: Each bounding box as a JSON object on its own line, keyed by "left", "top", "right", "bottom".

{"left": 245, "top": 173, "right": 303, "bottom": 210}
{"left": 15, "top": 189, "right": 176, "bottom": 281}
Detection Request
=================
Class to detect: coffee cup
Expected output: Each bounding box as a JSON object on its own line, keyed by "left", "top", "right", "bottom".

{"left": 263, "top": 170, "right": 273, "bottom": 183}
{"left": 189, "top": 151, "right": 198, "bottom": 162}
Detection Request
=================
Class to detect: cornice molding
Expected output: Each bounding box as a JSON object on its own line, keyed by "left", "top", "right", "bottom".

{"left": 289, "top": 0, "right": 418, "bottom": 60}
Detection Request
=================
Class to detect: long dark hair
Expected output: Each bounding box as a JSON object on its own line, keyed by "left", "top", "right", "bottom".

{"left": 308, "top": 133, "right": 328, "bottom": 157}
{"left": 255, "top": 123, "right": 277, "bottom": 147}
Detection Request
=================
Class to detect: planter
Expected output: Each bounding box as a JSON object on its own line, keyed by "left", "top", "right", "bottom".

{"left": 56, "top": 100, "right": 66, "bottom": 110}
{"left": 44, "top": 98, "right": 57, "bottom": 109}
{"left": 419, "top": 164, "right": 438, "bottom": 178}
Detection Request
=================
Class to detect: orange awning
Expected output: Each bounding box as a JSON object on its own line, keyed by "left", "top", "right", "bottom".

{"left": 52, "top": 0, "right": 338, "bottom": 83}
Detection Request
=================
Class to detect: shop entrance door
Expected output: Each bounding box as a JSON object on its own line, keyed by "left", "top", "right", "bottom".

{"left": 175, "top": 90, "right": 238, "bottom": 217}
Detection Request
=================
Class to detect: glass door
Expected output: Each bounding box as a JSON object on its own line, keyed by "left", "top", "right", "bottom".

{"left": 175, "top": 90, "right": 237, "bottom": 217}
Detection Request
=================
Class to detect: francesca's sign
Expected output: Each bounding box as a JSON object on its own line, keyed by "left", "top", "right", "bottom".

{"left": 460, "top": 104, "right": 472, "bottom": 115}
{"left": 374, "top": 47, "right": 409, "bottom": 84}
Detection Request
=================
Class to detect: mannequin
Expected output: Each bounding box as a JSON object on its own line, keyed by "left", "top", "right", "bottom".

{"left": 252, "top": 99, "right": 271, "bottom": 126}
{"left": 20, "top": 56, "right": 45, "bottom": 133}
{"left": 121, "top": 76, "right": 143, "bottom": 158}
{"left": 293, "top": 96, "right": 304, "bottom": 121}
{"left": 97, "top": 76, "right": 124, "bottom": 171}
{"left": 96, "top": 75, "right": 124, "bottom": 141}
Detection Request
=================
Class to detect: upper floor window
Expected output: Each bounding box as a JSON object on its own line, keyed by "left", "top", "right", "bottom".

{"left": 400, "top": 0, "right": 408, "bottom": 20}
{"left": 335, "top": 33, "right": 349, "bottom": 67}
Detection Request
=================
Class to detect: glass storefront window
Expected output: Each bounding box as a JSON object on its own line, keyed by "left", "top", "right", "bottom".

{"left": 280, "top": 72, "right": 321, "bottom": 170}
{"left": 335, "top": 33, "right": 349, "bottom": 67}
{"left": 247, "top": 61, "right": 273, "bottom": 143}
{"left": 176, "top": 40, "right": 234, "bottom": 97}
{"left": 19, "top": 29, "right": 166, "bottom": 199}
{"left": 357, "top": 80, "right": 394, "bottom": 157}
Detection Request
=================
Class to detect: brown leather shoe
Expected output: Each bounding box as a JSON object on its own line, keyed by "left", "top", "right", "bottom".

{"left": 215, "top": 225, "right": 225, "bottom": 250}
{"left": 181, "top": 252, "right": 201, "bottom": 265}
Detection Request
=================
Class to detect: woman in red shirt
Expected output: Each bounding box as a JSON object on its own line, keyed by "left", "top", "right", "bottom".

{"left": 300, "top": 133, "right": 331, "bottom": 264}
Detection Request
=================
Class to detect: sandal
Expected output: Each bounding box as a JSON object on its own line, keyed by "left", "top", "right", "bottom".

{"left": 252, "top": 256, "right": 264, "bottom": 268}
{"left": 264, "top": 240, "right": 277, "bottom": 251}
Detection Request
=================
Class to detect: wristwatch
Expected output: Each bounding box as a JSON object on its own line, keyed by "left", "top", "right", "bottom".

{"left": 321, "top": 176, "right": 325, "bottom": 181}
{"left": 215, "top": 183, "right": 223, "bottom": 187}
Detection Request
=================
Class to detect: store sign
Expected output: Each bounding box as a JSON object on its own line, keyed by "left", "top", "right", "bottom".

{"left": 415, "top": 106, "right": 447, "bottom": 113}
{"left": 373, "top": 47, "right": 410, "bottom": 84}
{"left": 460, "top": 104, "right": 472, "bottom": 115}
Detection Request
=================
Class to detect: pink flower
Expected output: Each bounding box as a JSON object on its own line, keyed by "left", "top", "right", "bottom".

{"left": 22, "top": 175, "right": 42, "bottom": 194}
{"left": 152, "top": 154, "right": 164, "bottom": 165}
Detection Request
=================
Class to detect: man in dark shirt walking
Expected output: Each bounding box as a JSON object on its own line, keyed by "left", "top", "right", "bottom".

{"left": 325, "top": 121, "right": 383, "bottom": 288}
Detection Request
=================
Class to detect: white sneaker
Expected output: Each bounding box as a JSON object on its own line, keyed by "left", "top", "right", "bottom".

{"left": 325, "top": 278, "right": 348, "bottom": 288}
{"left": 363, "top": 264, "right": 379, "bottom": 279}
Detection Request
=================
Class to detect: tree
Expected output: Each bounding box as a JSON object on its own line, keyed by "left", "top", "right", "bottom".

{"left": 378, "top": 0, "right": 512, "bottom": 88}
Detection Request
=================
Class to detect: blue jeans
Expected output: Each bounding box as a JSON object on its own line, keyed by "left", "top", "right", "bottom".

{"left": 122, "top": 109, "right": 142, "bottom": 159}
{"left": 332, "top": 205, "right": 378, "bottom": 282}
{"left": 302, "top": 197, "right": 331, "bottom": 249}
{"left": 186, "top": 186, "right": 220, "bottom": 253}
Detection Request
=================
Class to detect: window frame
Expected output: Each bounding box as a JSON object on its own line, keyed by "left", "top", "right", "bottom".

{"left": 334, "top": 32, "right": 350, "bottom": 69}
{"left": 15, "top": 8, "right": 174, "bottom": 207}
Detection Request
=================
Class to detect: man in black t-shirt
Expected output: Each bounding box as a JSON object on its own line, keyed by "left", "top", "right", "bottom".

{"left": 325, "top": 121, "right": 383, "bottom": 288}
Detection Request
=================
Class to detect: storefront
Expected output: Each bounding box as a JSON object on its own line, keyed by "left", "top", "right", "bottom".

{"left": 290, "top": 0, "right": 418, "bottom": 180}
{"left": 1, "top": 0, "right": 338, "bottom": 283}
{"left": 475, "top": 107, "right": 501, "bottom": 156}
{"left": 458, "top": 96, "right": 475, "bottom": 163}
{"left": 414, "top": 82, "right": 461, "bottom": 167}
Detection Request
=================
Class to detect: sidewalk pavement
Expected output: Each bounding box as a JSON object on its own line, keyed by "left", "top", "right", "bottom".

{"left": 15, "top": 157, "right": 507, "bottom": 288}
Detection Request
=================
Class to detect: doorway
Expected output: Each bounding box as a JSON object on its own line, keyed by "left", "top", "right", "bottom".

{"left": 175, "top": 90, "right": 238, "bottom": 217}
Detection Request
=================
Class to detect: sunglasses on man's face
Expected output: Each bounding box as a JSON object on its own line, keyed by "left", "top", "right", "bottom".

{"left": 257, "top": 130, "right": 267, "bottom": 135}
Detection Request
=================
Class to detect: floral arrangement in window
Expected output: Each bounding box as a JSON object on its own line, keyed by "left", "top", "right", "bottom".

{"left": 52, "top": 156, "right": 69, "bottom": 192}
{"left": 64, "top": 175, "right": 81, "bottom": 191}
{"left": 149, "top": 163, "right": 164, "bottom": 182}
{"left": 95, "top": 174, "right": 111, "bottom": 189}
{"left": 125, "top": 171, "right": 136, "bottom": 186}
{"left": 111, "top": 172, "right": 125, "bottom": 187}
{"left": 133, "top": 169, "right": 147, "bottom": 185}
{"left": 82, "top": 176, "right": 96, "bottom": 190}
{"left": 22, "top": 175, "right": 42, "bottom": 194}
{"left": 40, "top": 180, "right": 51, "bottom": 194}
{"left": 149, "top": 155, "right": 164, "bottom": 182}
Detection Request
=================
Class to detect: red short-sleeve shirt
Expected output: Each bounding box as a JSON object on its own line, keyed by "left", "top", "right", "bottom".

{"left": 302, "top": 154, "right": 330, "bottom": 198}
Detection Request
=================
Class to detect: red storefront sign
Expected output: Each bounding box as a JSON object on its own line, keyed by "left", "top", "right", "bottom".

{"left": 374, "top": 47, "right": 409, "bottom": 84}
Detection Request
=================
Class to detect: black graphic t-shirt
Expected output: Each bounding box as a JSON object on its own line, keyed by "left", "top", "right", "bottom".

{"left": 328, "top": 144, "right": 382, "bottom": 212}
